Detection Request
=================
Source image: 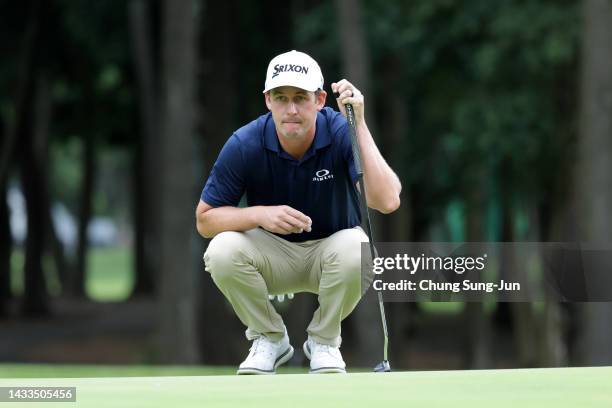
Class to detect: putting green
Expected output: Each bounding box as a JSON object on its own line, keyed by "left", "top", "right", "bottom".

{"left": 0, "top": 366, "right": 610, "bottom": 407}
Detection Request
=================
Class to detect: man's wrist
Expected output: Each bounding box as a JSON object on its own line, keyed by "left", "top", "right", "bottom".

{"left": 356, "top": 121, "right": 371, "bottom": 142}
{"left": 248, "top": 206, "right": 262, "bottom": 228}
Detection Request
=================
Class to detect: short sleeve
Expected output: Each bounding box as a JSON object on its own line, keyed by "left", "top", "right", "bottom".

{"left": 201, "top": 135, "right": 245, "bottom": 207}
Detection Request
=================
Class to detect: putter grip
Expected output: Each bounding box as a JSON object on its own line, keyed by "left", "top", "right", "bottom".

{"left": 345, "top": 104, "right": 363, "bottom": 176}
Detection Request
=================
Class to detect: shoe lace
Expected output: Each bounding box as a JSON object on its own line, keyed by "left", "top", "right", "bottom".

{"left": 313, "top": 341, "right": 340, "bottom": 357}
{"left": 250, "top": 337, "right": 276, "bottom": 358}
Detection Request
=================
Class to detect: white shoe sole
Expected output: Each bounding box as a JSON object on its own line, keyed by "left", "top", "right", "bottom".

{"left": 236, "top": 345, "right": 294, "bottom": 375}
{"left": 303, "top": 341, "right": 346, "bottom": 374}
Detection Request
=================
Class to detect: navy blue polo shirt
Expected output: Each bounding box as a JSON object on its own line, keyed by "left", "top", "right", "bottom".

{"left": 201, "top": 107, "right": 361, "bottom": 242}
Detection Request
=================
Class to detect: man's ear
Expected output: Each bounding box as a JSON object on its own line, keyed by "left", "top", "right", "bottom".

{"left": 264, "top": 92, "right": 272, "bottom": 111}
{"left": 316, "top": 90, "right": 327, "bottom": 111}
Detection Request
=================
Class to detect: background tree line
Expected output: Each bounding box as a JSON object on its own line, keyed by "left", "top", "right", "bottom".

{"left": 1, "top": 0, "right": 611, "bottom": 368}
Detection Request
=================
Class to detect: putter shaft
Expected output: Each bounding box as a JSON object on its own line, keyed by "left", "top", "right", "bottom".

{"left": 345, "top": 103, "right": 390, "bottom": 370}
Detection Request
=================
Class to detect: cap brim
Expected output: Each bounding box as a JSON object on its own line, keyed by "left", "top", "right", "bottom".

{"left": 263, "top": 78, "right": 319, "bottom": 93}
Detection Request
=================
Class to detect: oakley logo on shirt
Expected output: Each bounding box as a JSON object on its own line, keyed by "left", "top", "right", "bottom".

{"left": 313, "top": 169, "right": 334, "bottom": 182}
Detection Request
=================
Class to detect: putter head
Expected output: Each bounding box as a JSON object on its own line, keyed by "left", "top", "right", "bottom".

{"left": 373, "top": 360, "right": 391, "bottom": 372}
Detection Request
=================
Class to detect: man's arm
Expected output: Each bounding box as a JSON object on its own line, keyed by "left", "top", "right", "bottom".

{"left": 332, "top": 80, "right": 402, "bottom": 214}
{"left": 353, "top": 120, "right": 402, "bottom": 214}
{"left": 196, "top": 200, "right": 312, "bottom": 238}
{"left": 196, "top": 201, "right": 259, "bottom": 238}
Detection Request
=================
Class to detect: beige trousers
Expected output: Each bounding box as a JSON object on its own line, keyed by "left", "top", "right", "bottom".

{"left": 204, "top": 226, "right": 372, "bottom": 347}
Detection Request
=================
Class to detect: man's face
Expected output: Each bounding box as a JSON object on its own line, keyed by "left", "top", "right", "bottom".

{"left": 265, "top": 86, "right": 327, "bottom": 141}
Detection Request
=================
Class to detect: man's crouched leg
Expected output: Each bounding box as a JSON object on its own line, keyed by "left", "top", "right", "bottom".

{"left": 203, "top": 230, "right": 293, "bottom": 374}
{"left": 304, "top": 227, "right": 371, "bottom": 373}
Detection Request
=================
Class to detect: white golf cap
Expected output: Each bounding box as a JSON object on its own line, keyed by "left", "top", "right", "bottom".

{"left": 263, "top": 50, "right": 324, "bottom": 93}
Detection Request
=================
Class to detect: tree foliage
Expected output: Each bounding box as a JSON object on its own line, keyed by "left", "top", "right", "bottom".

{"left": 2, "top": 0, "right": 606, "bottom": 366}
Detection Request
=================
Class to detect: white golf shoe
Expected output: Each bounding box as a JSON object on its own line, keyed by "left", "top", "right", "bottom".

{"left": 303, "top": 337, "right": 346, "bottom": 374}
{"left": 237, "top": 332, "right": 294, "bottom": 375}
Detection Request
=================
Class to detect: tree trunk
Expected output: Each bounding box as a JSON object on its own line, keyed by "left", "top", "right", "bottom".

{"left": 500, "top": 199, "right": 537, "bottom": 367}
{"left": 537, "top": 183, "right": 572, "bottom": 366}
{"left": 129, "top": 0, "right": 158, "bottom": 296}
{"left": 522, "top": 191, "right": 568, "bottom": 367}
{"left": 537, "top": 194, "right": 571, "bottom": 367}
{"left": 0, "top": 0, "right": 41, "bottom": 188}
{"left": 72, "top": 132, "right": 95, "bottom": 297}
{"left": 46, "top": 204, "right": 67, "bottom": 293}
{"left": 574, "top": 0, "right": 612, "bottom": 366}
{"left": 539, "top": 296, "right": 568, "bottom": 366}
{"left": 464, "top": 182, "right": 491, "bottom": 368}
{"left": 195, "top": 0, "right": 246, "bottom": 364}
{"left": 336, "top": 0, "right": 372, "bottom": 111}
{"left": 3, "top": 0, "right": 48, "bottom": 317}
{"left": 0, "top": 177, "right": 11, "bottom": 316}
{"left": 20, "top": 74, "right": 53, "bottom": 317}
{"left": 157, "top": 0, "right": 200, "bottom": 364}
{"left": 20, "top": 161, "right": 48, "bottom": 316}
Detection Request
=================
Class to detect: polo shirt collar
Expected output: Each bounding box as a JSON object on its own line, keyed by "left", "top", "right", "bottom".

{"left": 312, "top": 110, "right": 332, "bottom": 150}
{"left": 264, "top": 115, "right": 280, "bottom": 152}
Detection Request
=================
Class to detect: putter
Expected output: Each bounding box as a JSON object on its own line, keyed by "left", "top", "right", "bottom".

{"left": 337, "top": 90, "right": 391, "bottom": 373}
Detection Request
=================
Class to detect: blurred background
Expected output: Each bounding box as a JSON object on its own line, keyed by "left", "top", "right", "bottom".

{"left": 1, "top": 0, "right": 611, "bottom": 373}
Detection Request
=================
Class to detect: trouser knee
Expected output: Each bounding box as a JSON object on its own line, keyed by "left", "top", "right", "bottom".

{"left": 322, "top": 233, "right": 368, "bottom": 293}
{"left": 203, "top": 231, "right": 249, "bottom": 285}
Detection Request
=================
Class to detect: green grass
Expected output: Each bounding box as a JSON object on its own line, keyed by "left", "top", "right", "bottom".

{"left": 0, "top": 366, "right": 610, "bottom": 407}
{"left": 85, "top": 247, "right": 133, "bottom": 301}
{"left": 10, "top": 247, "right": 133, "bottom": 302}
{"left": 9, "top": 250, "right": 24, "bottom": 296}
{"left": 0, "top": 364, "right": 364, "bottom": 378}
{"left": 0, "top": 364, "right": 238, "bottom": 378}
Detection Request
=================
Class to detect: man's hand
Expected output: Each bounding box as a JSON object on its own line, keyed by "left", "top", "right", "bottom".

{"left": 255, "top": 205, "right": 312, "bottom": 235}
{"left": 331, "top": 79, "right": 365, "bottom": 125}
